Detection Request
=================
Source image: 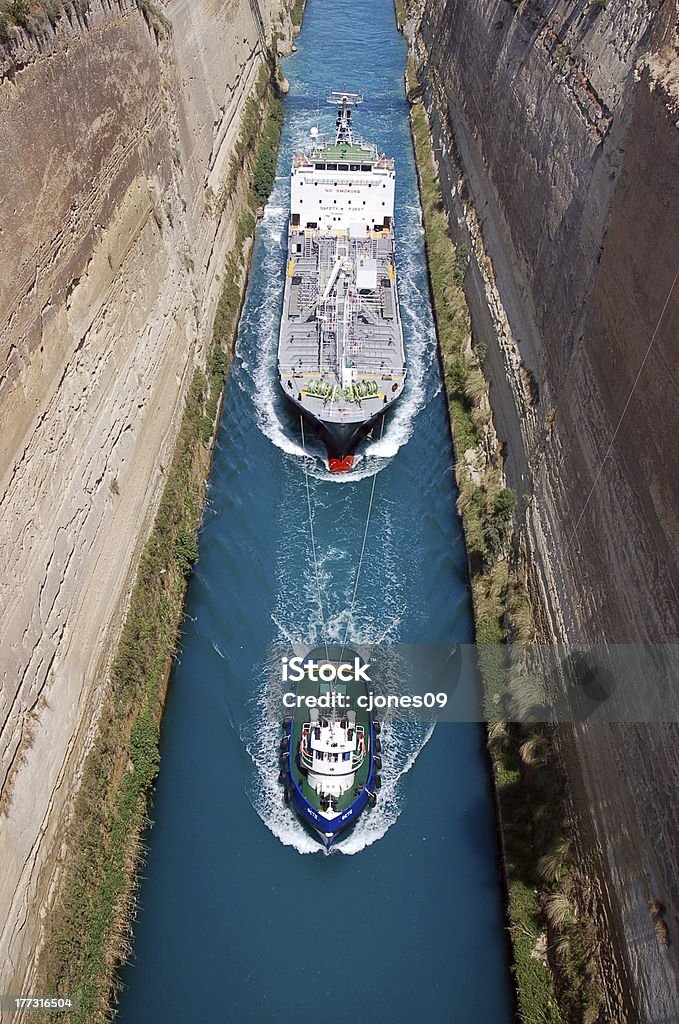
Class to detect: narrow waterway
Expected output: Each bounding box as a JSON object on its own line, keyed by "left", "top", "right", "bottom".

{"left": 117, "top": 1, "right": 513, "bottom": 1020}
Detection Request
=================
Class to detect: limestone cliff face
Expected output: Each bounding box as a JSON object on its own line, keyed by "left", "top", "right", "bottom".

{"left": 0, "top": 0, "right": 288, "bottom": 992}
{"left": 412, "top": 0, "right": 679, "bottom": 1018}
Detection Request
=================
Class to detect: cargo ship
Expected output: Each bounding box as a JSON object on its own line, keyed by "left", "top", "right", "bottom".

{"left": 279, "top": 646, "right": 382, "bottom": 848}
{"left": 277, "top": 92, "right": 406, "bottom": 472}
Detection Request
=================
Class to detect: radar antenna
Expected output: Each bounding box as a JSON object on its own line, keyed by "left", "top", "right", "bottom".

{"left": 326, "top": 91, "right": 364, "bottom": 146}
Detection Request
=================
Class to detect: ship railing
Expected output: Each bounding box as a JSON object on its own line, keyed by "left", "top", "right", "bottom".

{"left": 279, "top": 365, "right": 304, "bottom": 374}
{"left": 298, "top": 723, "right": 366, "bottom": 770}
{"left": 299, "top": 748, "right": 314, "bottom": 770}
{"left": 298, "top": 747, "right": 363, "bottom": 771}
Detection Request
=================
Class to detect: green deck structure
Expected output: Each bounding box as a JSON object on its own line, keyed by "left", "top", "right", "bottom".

{"left": 318, "top": 142, "right": 376, "bottom": 162}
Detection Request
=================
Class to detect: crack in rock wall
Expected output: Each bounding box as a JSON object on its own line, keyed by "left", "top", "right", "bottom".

{"left": 0, "top": 0, "right": 289, "bottom": 993}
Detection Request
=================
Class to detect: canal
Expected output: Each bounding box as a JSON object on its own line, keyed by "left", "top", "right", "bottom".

{"left": 117, "top": 1, "right": 514, "bottom": 1020}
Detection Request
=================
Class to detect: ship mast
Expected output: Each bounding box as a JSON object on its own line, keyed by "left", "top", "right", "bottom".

{"left": 326, "top": 91, "right": 363, "bottom": 147}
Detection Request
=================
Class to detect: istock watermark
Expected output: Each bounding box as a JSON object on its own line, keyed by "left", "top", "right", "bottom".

{"left": 282, "top": 690, "right": 449, "bottom": 712}
{"left": 281, "top": 655, "right": 372, "bottom": 684}
{"left": 258, "top": 643, "right": 679, "bottom": 724}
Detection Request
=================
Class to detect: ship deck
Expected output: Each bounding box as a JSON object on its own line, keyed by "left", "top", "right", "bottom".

{"left": 278, "top": 231, "right": 406, "bottom": 426}
{"left": 315, "top": 142, "right": 375, "bottom": 162}
{"left": 288, "top": 668, "right": 372, "bottom": 815}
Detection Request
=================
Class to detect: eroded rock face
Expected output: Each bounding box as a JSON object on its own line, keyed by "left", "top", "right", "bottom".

{"left": 0, "top": 0, "right": 288, "bottom": 994}
{"left": 415, "top": 0, "right": 679, "bottom": 1017}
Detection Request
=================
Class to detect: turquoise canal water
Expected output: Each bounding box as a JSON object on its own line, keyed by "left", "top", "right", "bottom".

{"left": 116, "top": 1, "right": 514, "bottom": 1020}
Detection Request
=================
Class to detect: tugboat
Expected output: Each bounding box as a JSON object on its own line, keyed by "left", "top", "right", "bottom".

{"left": 279, "top": 646, "right": 382, "bottom": 847}
{"left": 277, "top": 92, "right": 406, "bottom": 472}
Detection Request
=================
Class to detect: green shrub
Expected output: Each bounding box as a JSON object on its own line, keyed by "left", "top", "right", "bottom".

{"left": 452, "top": 243, "right": 469, "bottom": 283}
{"left": 493, "top": 487, "right": 516, "bottom": 524}
{"left": 251, "top": 97, "right": 284, "bottom": 207}
{"left": 175, "top": 525, "right": 199, "bottom": 577}
{"left": 290, "top": 0, "right": 304, "bottom": 26}
{"left": 129, "top": 707, "right": 160, "bottom": 787}
{"left": 446, "top": 356, "right": 468, "bottom": 396}
{"left": 9, "top": 0, "right": 29, "bottom": 26}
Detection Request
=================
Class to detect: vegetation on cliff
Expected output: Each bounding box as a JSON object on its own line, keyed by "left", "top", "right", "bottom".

{"left": 392, "top": 0, "right": 408, "bottom": 30}
{"left": 0, "top": 0, "right": 44, "bottom": 41}
{"left": 408, "top": 84, "right": 515, "bottom": 639}
{"left": 290, "top": 0, "right": 306, "bottom": 31}
{"left": 406, "top": 48, "right": 604, "bottom": 1024}
{"left": 0, "top": 0, "right": 168, "bottom": 47}
{"left": 35, "top": 59, "right": 286, "bottom": 1024}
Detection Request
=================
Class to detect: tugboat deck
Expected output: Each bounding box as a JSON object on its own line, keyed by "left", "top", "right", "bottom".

{"left": 289, "top": 671, "right": 372, "bottom": 816}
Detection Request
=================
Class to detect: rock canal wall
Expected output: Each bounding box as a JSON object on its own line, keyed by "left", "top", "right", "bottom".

{"left": 410, "top": 0, "right": 679, "bottom": 1017}
{"left": 0, "top": 0, "right": 291, "bottom": 995}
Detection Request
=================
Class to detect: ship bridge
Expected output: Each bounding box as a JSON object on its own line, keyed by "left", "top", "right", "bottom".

{"left": 290, "top": 92, "right": 395, "bottom": 233}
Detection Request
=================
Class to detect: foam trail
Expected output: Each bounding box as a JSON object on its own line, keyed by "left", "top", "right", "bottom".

{"left": 334, "top": 722, "right": 435, "bottom": 855}
{"left": 243, "top": 684, "right": 320, "bottom": 854}
{"left": 239, "top": 89, "right": 439, "bottom": 852}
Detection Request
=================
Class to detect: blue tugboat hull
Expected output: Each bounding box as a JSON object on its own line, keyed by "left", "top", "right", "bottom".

{"left": 283, "top": 747, "right": 376, "bottom": 848}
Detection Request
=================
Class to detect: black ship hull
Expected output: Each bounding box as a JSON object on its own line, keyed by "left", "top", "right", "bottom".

{"left": 288, "top": 395, "right": 389, "bottom": 471}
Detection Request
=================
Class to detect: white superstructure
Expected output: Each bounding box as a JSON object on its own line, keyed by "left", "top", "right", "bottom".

{"left": 290, "top": 92, "right": 395, "bottom": 233}
{"left": 299, "top": 707, "right": 366, "bottom": 803}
